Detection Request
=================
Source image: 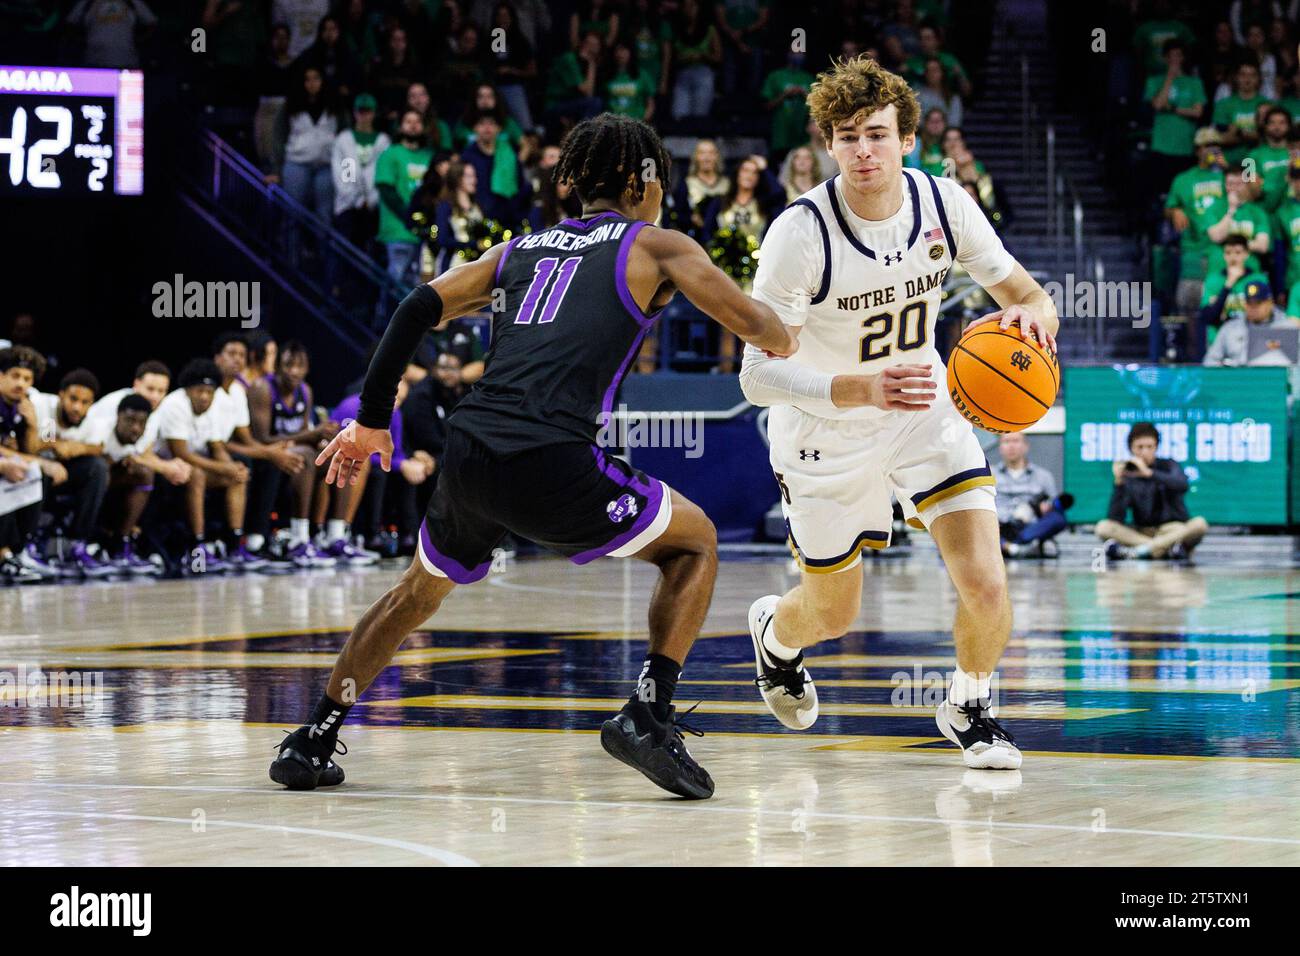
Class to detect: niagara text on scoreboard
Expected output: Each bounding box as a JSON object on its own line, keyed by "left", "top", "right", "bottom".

{"left": 0, "top": 66, "right": 143, "bottom": 196}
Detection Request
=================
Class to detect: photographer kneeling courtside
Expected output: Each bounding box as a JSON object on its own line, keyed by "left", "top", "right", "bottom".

{"left": 1095, "top": 421, "right": 1207, "bottom": 562}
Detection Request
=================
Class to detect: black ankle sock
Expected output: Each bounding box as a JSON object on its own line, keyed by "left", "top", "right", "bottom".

{"left": 634, "top": 654, "right": 680, "bottom": 721}
{"left": 307, "top": 693, "right": 352, "bottom": 745}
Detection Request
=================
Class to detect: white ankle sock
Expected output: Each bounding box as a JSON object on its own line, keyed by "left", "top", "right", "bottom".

{"left": 290, "top": 518, "right": 310, "bottom": 544}
{"left": 327, "top": 519, "right": 348, "bottom": 542}
{"left": 762, "top": 615, "right": 800, "bottom": 661}
{"left": 949, "top": 667, "right": 991, "bottom": 705}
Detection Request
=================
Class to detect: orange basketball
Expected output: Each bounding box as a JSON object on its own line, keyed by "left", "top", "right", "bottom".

{"left": 947, "top": 324, "right": 1059, "bottom": 433}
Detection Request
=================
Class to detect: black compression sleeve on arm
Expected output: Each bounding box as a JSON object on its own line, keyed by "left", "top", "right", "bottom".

{"left": 356, "top": 284, "right": 443, "bottom": 429}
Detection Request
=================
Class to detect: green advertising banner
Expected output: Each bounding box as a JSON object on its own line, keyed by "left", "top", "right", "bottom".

{"left": 1063, "top": 366, "right": 1289, "bottom": 525}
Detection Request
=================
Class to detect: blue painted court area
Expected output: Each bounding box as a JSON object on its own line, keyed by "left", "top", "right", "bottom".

{"left": 7, "top": 625, "right": 1298, "bottom": 760}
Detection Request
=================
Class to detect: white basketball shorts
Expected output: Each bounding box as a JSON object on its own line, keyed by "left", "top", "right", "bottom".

{"left": 767, "top": 400, "right": 997, "bottom": 573}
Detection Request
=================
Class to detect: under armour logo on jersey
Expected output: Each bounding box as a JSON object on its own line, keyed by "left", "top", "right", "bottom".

{"left": 799, "top": 449, "right": 821, "bottom": 461}
{"left": 1009, "top": 349, "right": 1032, "bottom": 372}
{"left": 882, "top": 251, "right": 904, "bottom": 266}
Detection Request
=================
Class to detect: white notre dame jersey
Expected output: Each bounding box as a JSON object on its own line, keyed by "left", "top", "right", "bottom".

{"left": 752, "top": 168, "right": 1016, "bottom": 421}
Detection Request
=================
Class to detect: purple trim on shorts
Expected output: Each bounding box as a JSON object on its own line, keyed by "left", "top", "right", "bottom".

{"left": 558, "top": 210, "right": 621, "bottom": 230}
{"left": 418, "top": 519, "right": 492, "bottom": 584}
{"left": 493, "top": 236, "right": 518, "bottom": 286}
{"left": 614, "top": 220, "right": 656, "bottom": 327}
{"left": 591, "top": 445, "right": 654, "bottom": 497}
{"left": 570, "top": 477, "right": 666, "bottom": 565}
{"left": 137, "top": 484, "right": 154, "bottom": 492}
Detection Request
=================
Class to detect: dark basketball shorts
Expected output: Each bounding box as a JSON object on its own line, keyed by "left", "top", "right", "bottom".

{"left": 416, "top": 426, "right": 673, "bottom": 584}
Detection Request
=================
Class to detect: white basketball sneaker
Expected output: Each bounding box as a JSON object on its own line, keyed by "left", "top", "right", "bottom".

{"left": 747, "top": 595, "right": 819, "bottom": 730}
{"left": 935, "top": 698, "right": 1023, "bottom": 769}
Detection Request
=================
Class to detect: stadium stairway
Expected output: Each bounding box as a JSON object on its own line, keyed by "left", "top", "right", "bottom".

{"left": 963, "top": 0, "right": 1147, "bottom": 362}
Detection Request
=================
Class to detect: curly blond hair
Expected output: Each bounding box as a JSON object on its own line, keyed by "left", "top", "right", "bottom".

{"left": 806, "top": 55, "right": 920, "bottom": 143}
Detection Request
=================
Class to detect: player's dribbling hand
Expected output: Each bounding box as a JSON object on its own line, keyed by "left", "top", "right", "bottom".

{"left": 316, "top": 420, "right": 394, "bottom": 487}
{"left": 970, "top": 306, "right": 1058, "bottom": 354}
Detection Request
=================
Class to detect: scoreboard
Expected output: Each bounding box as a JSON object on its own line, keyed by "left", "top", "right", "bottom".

{"left": 0, "top": 65, "right": 143, "bottom": 196}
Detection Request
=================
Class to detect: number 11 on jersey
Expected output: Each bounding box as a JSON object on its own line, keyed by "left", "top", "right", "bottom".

{"left": 516, "top": 256, "right": 582, "bottom": 325}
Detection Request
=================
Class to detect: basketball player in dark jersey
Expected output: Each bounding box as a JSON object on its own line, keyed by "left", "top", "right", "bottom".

{"left": 270, "top": 114, "right": 796, "bottom": 798}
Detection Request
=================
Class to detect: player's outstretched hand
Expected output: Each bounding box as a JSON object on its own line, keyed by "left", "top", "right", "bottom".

{"left": 971, "top": 306, "right": 1057, "bottom": 353}
{"left": 315, "top": 420, "right": 394, "bottom": 488}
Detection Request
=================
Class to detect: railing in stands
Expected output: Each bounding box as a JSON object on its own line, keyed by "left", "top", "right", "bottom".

{"left": 181, "top": 129, "right": 409, "bottom": 343}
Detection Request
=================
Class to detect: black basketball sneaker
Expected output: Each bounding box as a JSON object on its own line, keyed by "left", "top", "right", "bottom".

{"left": 935, "top": 699, "right": 1023, "bottom": 770}
{"left": 600, "top": 699, "right": 715, "bottom": 799}
{"left": 269, "top": 726, "right": 347, "bottom": 790}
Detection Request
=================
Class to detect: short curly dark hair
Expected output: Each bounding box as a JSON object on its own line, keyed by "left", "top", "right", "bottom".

{"left": 0, "top": 345, "right": 46, "bottom": 381}
{"left": 1128, "top": 422, "right": 1159, "bottom": 448}
{"left": 554, "top": 112, "right": 671, "bottom": 206}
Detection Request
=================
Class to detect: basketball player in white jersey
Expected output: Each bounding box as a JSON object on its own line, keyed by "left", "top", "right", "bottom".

{"left": 740, "top": 56, "right": 1058, "bottom": 770}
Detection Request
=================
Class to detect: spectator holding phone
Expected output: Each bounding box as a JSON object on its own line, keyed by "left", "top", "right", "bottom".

{"left": 1095, "top": 422, "right": 1208, "bottom": 562}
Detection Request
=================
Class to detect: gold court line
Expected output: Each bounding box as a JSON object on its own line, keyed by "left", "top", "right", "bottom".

{"left": 359, "top": 694, "right": 1143, "bottom": 721}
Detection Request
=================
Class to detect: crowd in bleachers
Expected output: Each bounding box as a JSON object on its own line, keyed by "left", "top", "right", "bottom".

{"left": 1134, "top": 0, "right": 1300, "bottom": 365}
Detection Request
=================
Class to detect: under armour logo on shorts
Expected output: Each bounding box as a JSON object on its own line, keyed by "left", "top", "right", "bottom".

{"left": 799, "top": 449, "right": 821, "bottom": 461}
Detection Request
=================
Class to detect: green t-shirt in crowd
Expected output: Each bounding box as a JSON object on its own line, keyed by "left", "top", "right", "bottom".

{"left": 1200, "top": 268, "right": 1266, "bottom": 325}
{"left": 1287, "top": 281, "right": 1300, "bottom": 319}
{"left": 546, "top": 51, "right": 587, "bottom": 107}
{"left": 605, "top": 68, "right": 655, "bottom": 118}
{"left": 1144, "top": 74, "right": 1205, "bottom": 156}
{"left": 633, "top": 21, "right": 671, "bottom": 85}
{"left": 761, "top": 67, "right": 814, "bottom": 152}
{"left": 1213, "top": 94, "right": 1272, "bottom": 163}
{"left": 1166, "top": 165, "right": 1227, "bottom": 279}
{"left": 917, "top": 140, "right": 946, "bottom": 177}
{"left": 1132, "top": 19, "right": 1195, "bottom": 76}
{"left": 1275, "top": 195, "right": 1300, "bottom": 288}
{"left": 1206, "top": 200, "right": 1270, "bottom": 274}
{"left": 373, "top": 142, "right": 432, "bottom": 244}
{"left": 1245, "top": 142, "right": 1290, "bottom": 211}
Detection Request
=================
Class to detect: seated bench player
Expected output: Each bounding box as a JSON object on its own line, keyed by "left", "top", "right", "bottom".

{"left": 88, "top": 392, "right": 192, "bottom": 573}
{"left": 155, "top": 359, "right": 252, "bottom": 573}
